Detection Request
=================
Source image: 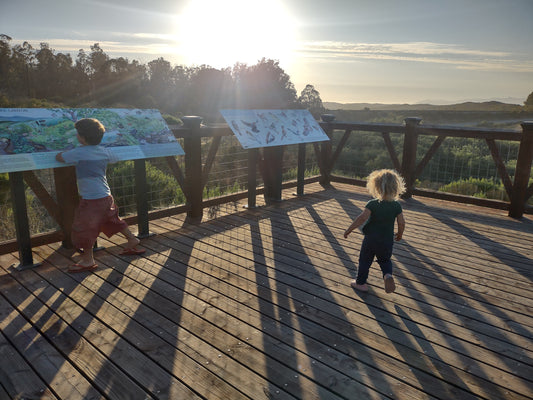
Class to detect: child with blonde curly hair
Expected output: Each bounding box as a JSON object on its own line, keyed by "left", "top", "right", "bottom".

{"left": 344, "top": 169, "right": 406, "bottom": 293}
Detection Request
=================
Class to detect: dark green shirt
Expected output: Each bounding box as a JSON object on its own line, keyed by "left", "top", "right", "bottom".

{"left": 362, "top": 199, "right": 402, "bottom": 238}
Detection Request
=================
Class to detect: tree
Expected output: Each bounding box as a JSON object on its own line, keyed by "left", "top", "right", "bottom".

{"left": 233, "top": 58, "right": 297, "bottom": 109}
{"left": 0, "top": 35, "right": 12, "bottom": 95}
{"left": 525, "top": 91, "right": 533, "bottom": 110}
{"left": 34, "top": 43, "right": 70, "bottom": 99}
{"left": 146, "top": 57, "right": 174, "bottom": 109}
{"left": 0, "top": 37, "right": 307, "bottom": 118}
{"left": 298, "top": 84, "right": 325, "bottom": 118}
{"left": 187, "top": 66, "right": 233, "bottom": 118}
{"left": 87, "top": 43, "right": 111, "bottom": 101}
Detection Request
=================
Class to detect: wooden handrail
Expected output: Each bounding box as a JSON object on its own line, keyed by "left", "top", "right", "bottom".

{"left": 170, "top": 116, "right": 530, "bottom": 220}
{"left": 2, "top": 116, "right": 532, "bottom": 258}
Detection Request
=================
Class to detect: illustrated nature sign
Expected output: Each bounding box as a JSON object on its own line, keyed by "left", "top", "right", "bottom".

{"left": 0, "top": 108, "right": 184, "bottom": 173}
{"left": 220, "top": 109, "right": 329, "bottom": 149}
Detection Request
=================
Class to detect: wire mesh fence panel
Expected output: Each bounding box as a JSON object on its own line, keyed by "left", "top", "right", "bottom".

{"left": 0, "top": 127, "right": 529, "bottom": 244}
{"left": 331, "top": 130, "right": 400, "bottom": 179}
{"left": 144, "top": 157, "right": 187, "bottom": 210}
{"left": 416, "top": 137, "right": 520, "bottom": 201}
{"left": 107, "top": 162, "right": 139, "bottom": 217}
{"left": 1, "top": 169, "right": 60, "bottom": 242}
{"left": 202, "top": 135, "right": 250, "bottom": 198}
{"left": 327, "top": 130, "right": 525, "bottom": 203}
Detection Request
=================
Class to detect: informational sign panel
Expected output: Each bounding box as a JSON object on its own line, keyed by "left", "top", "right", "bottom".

{"left": 220, "top": 109, "right": 329, "bottom": 149}
{"left": 0, "top": 108, "right": 184, "bottom": 173}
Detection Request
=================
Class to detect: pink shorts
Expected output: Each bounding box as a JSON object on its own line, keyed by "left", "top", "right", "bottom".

{"left": 71, "top": 196, "right": 128, "bottom": 250}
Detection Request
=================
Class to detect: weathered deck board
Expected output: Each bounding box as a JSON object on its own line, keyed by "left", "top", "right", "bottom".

{"left": 1, "top": 182, "right": 532, "bottom": 400}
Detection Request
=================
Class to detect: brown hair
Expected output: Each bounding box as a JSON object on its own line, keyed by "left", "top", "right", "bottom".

{"left": 74, "top": 118, "right": 105, "bottom": 145}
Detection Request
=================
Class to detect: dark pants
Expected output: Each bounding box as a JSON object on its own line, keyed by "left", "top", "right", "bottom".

{"left": 356, "top": 233, "right": 394, "bottom": 285}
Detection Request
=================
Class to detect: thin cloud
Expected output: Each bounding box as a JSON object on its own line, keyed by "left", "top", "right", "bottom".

{"left": 10, "top": 36, "right": 533, "bottom": 73}
{"left": 297, "top": 41, "right": 533, "bottom": 73}
{"left": 10, "top": 36, "right": 178, "bottom": 59}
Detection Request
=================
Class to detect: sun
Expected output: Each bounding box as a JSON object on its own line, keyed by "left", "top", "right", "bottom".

{"left": 175, "top": 0, "right": 296, "bottom": 68}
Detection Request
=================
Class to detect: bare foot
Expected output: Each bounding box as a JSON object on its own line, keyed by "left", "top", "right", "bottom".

{"left": 351, "top": 280, "right": 369, "bottom": 292}
{"left": 126, "top": 237, "right": 140, "bottom": 250}
{"left": 384, "top": 274, "right": 396, "bottom": 293}
{"left": 119, "top": 237, "right": 145, "bottom": 256}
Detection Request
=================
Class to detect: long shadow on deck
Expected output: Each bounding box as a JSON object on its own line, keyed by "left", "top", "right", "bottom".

{"left": 252, "top": 207, "right": 394, "bottom": 398}
{"left": 190, "top": 194, "right": 401, "bottom": 398}
{"left": 1, "top": 247, "right": 155, "bottom": 398}
{"left": 396, "top": 236, "right": 530, "bottom": 399}
{"left": 5, "top": 185, "right": 530, "bottom": 399}
{"left": 406, "top": 199, "right": 533, "bottom": 279}
{"left": 85, "top": 245, "right": 193, "bottom": 398}
{"left": 0, "top": 260, "right": 104, "bottom": 398}
{"left": 319, "top": 186, "right": 531, "bottom": 399}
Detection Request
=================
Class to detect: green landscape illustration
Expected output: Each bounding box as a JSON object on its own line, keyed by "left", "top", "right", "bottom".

{"left": 0, "top": 108, "right": 177, "bottom": 155}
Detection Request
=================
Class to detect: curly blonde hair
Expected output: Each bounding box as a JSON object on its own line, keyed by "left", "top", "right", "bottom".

{"left": 366, "top": 169, "right": 406, "bottom": 201}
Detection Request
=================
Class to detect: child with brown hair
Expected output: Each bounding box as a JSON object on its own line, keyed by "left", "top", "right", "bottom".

{"left": 344, "top": 169, "right": 406, "bottom": 293}
{"left": 56, "top": 118, "right": 144, "bottom": 273}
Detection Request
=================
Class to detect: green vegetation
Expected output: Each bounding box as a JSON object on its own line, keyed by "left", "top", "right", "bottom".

{"left": 327, "top": 108, "right": 533, "bottom": 129}
{"left": 0, "top": 172, "right": 59, "bottom": 240}
{"left": 439, "top": 178, "right": 508, "bottom": 200}
{"left": 1, "top": 34, "right": 532, "bottom": 242}
{"left": 107, "top": 160, "right": 185, "bottom": 215}
{"left": 0, "top": 36, "right": 309, "bottom": 122}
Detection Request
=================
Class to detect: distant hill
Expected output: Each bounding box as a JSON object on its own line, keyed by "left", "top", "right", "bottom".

{"left": 323, "top": 101, "right": 523, "bottom": 112}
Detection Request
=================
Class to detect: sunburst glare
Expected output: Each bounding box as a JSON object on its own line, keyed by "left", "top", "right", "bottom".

{"left": 175, "top": 0, "right": 297, "bottom": 68}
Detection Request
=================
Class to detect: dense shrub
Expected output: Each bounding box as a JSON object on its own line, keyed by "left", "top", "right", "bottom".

{"left": 439, "top": 178, "right": 508, "bottom": 200}
{"left": 107, "top": 160, "right": 185, "bottom": 215}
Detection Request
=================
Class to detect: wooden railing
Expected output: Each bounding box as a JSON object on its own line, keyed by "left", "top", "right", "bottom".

{"left": 2, "top": 115, "right": 532, "bottom": 267}
{"left": 317, "top": 116, "right": 533, "bottom": 217}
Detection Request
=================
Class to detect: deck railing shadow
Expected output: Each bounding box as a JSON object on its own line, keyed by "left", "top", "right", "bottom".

{"left": 3, "top": 172, "right": 531, "bottom": 397}
{"left": 1, "top": 245, "right": 155, "bottom": 397}
{"left": 268, "top": 208, "right": 385, "bottom": 398}
{"left": 119, "top": 193, "right": 414, "bottom": 397}
{"left": 396, "top": 240, "right": 529, "bottom": 398}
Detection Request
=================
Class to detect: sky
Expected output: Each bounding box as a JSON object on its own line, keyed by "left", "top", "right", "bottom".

{"left": 1, "top": 0, "right": 532, "bottom": 105}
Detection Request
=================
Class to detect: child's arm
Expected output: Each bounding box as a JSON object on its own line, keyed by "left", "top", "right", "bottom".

{"left": 55, "top": 152, "right": 65, "bottom": 163}
{"left": 344, "top": 208, "right": 371, "bottom": 238}
{"left": 395, "top": 212, "right": 405, "bottom": 241}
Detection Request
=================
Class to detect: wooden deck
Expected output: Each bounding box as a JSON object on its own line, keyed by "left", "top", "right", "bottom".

{"left": 1, "top": 182, "right": 532, "bottom": 400}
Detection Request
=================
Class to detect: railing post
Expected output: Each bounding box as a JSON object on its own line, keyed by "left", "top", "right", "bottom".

{"left": 296, "top": 142, "right": 306, "bottom": 196}
{"left": 509, "top": 121, "right": 533, "bottom": 218}
{"left": 401, "top": 117, "right": 422, "bottom": 198}
{"left": 261, "top": 145, "right": 284, "bottom": 204}
{"left": 8, "top": 172, "right": 42, "bottom": 269}
{"left": 319, "top": 114, "right": 336, "bottom": 186}
{"left": 54, "top": 166, "right": 79, "bottom": 248}
{"left": 247, "top": 148, "right": 258, "bottom": 208}
{"left": 134, "top": 158, "right": 152, "bottom": 237}
{"left": 182, "top": 116, "right": 203, "bottom": 219}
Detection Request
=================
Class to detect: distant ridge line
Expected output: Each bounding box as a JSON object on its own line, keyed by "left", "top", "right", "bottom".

{"left": 323, "top": 101, "right": 524, "bottom": 112}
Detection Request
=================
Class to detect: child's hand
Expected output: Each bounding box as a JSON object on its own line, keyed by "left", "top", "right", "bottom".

{"left": 344, "top": 229, "right": 351, "bottom": 238}
{"left": 395, "top": 232, "right": 402, "bottom": 241}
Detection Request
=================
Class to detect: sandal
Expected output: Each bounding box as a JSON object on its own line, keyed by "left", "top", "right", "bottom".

{"left": 119, "top": 247, "right": 146, "bottom": 256}
{"left": 68, "top": 263, "right": 97, "bottom": 273}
